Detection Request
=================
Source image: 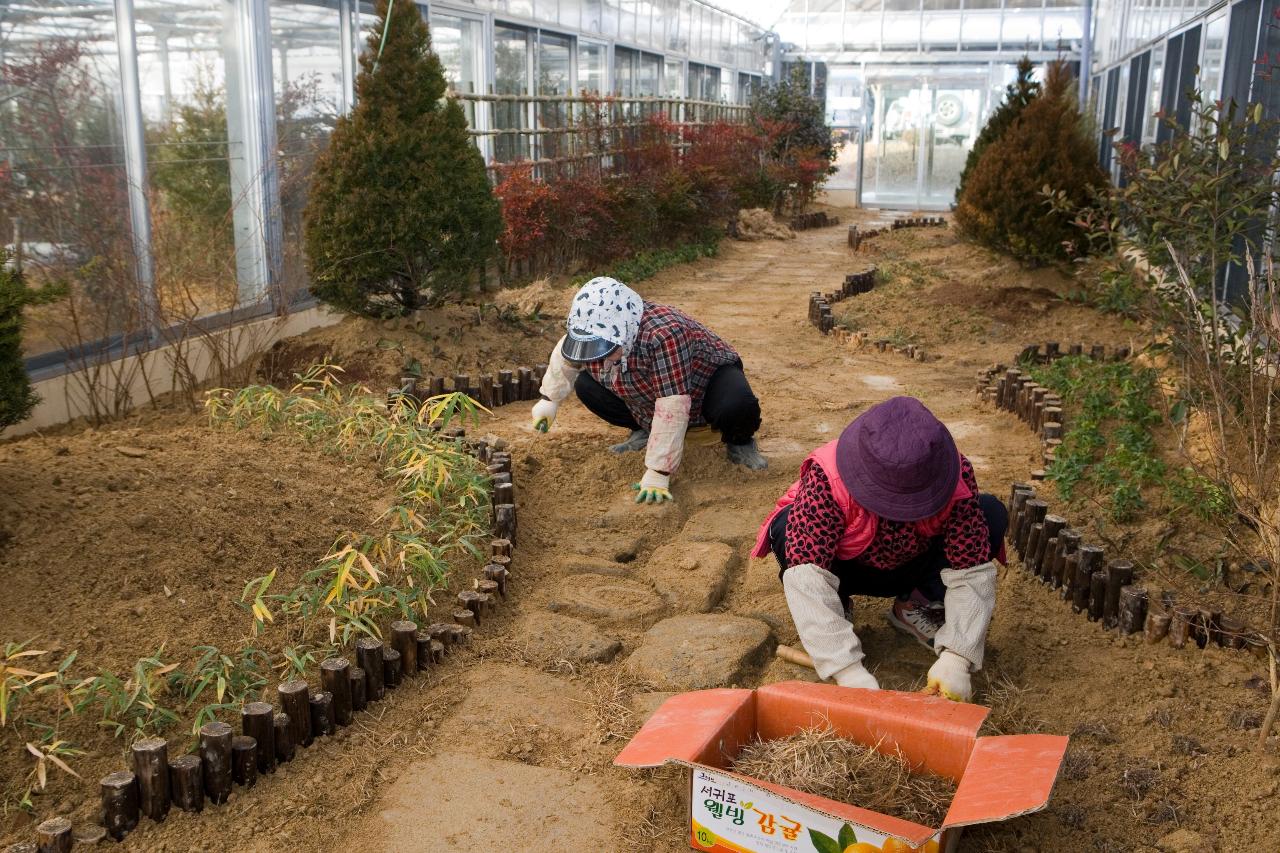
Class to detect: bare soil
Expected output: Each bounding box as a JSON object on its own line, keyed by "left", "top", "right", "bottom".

{"left": 3, "top": 207, "right": 1277, "bottom": 852}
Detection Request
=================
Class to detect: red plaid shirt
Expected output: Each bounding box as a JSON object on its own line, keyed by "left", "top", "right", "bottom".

{"left": 585, "top": 303, "right": 740, "bottom": 430}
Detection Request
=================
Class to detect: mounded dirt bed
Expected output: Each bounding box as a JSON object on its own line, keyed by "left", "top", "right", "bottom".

{"left": 3, "top": 208, "right": 1277, "bottom": 852}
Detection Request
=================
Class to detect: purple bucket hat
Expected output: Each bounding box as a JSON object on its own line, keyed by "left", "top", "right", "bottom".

{"left": 836, "top": 396, "right": 960, "bottom": 522}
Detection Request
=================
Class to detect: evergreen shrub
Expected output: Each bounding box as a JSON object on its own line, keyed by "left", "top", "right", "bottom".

{"left": 304, "top": 0, "right": 501, "bottom": 316}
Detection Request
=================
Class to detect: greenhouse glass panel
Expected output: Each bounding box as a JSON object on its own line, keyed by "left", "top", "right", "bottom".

{"left": 494, "top": 25, "right": 532, "bottom": 161}
{"left": 538, "top": 31, "right": 572, "bottom": 159}
{"left": 615, "top": 45, "right": 638, "bottom": 95}
{"left": 508, "top": 0, "right": 535, "bottom": 18}
{"left": 882, "top": 0, "right": 923, "bottom": 49}
{"left": 579, "top": 40, "right": 607, "bottom": 92}
{"left": 618, "top": 0, "right": 637, "bottom": 43}
{"left": 638, "top": 52, "right": 662, "bottom": 96}
{"left": 676, "top": 1, "right": 692, "bottom": 53}
{"left": 844, "top": 0, "right": 883, "bottom": 49}
{"left": 135, "top": 0, "right": 243, "bottom": 321}
{"left": 1198, "top": 12, "right": 1228, "bottom": 105}
{"left": 664, "top": 57, "right": 684, "bottom": 97}
{"left": 1, "top": 0, "right": 130, "bottom": 361}
{"left": 583, "top": 0, "right": 604, "bottom": 33}
{"left": 271, "top": 0, "right": 344, "bottom": 306}
{"left": 558, "top": 0, "right": 583, "bottom": 28}
{"left": 1001, "top": 8, "right": 1044, "bottom": 51}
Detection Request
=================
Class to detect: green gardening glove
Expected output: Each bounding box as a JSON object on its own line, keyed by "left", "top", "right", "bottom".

{"left": 632, "top": 470, "right": 672, "bottom": 504}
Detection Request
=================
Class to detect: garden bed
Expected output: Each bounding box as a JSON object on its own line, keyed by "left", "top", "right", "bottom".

{"left": 2, "top": 212, "right": 1278, "bottom": 851}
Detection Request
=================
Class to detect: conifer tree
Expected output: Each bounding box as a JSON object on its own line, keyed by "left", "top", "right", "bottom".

{"left": 956, "top": 57, "right": 1040, "bottom": 203}
{"left": 304, "top": 0, "right": 500, "bottom": 316}
{"left": 0, "top": 254, "right": 39, "bottom": 429}
{"left": 955, "top": 61, "right": 1106, "bottom": 264}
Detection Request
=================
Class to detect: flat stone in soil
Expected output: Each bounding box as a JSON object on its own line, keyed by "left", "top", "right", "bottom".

{"left": 626, "top": 614, "right": 774, "bottom": 691}
{"left": 513, "top": 612, "right": 623, "bottom": 664}
{"left": 630, "top": 691, "right": 676, "bottom": 724}
{"left": 546, "top": 573, "right": 666, "bottom": 624}
{"left": 354, "top": 752, "right": 617, "bottom": 852}
{"left": 437, "top": 664, "right": 586, "bottom": 748}
{"left": 680, "top": 507, "right": 760, "bottom": 548}
{"left": 642, "top": 541, "right": 737, "bottom": 613}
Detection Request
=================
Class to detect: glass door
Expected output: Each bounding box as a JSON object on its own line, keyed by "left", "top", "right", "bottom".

{"left": 857, "top": 67, "right": 987, "bottom": 209}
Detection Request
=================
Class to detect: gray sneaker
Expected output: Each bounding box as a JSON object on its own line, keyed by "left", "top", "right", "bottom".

{"left": 608, "top": 429, "right": 649, "bottom": 453}
{"left": 727, "top": 439, "right": 768, "bottom": 470}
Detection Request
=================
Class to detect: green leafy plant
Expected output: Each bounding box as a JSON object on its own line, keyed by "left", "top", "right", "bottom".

{"left": 73, "top": 648, "right": 182, "bottom": 738}
{"left": 750, "top": 66, "right": 838, "bottom": 213}
{"left": 171, "top": 645, "right": 269, "bottom": 734}
{"left": 208, "top": 364, "right": 490, "bottom": 648}
{"left": 304, "top": 0, "right": 501, "bottom": 316}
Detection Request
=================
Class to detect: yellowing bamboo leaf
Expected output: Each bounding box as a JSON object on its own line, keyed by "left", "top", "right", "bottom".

{"left": 45, "top": 752, "right": 81, "bottom": 780}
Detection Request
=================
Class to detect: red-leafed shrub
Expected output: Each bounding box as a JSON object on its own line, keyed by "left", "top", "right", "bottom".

{"left": 494, "top": 165, "right": 556, "bottom": 267}
{"left": 494, "top": 75, "right": 833, "bottom": 279}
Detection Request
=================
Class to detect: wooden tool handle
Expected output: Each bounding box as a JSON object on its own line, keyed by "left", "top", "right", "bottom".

{"left": 775, "top": 644, "right": 816, "bottom": 671}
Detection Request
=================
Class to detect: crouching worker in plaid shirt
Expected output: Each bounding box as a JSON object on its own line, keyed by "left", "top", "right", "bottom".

{"left": 531, "top": 277, "right": 767, "bottom": 504}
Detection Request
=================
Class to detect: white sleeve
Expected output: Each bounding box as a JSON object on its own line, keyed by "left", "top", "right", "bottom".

{"left": 644, "top": 394, "right": 690, "bottom": 473}
{"left": 782, "top": 563, "right": 866, "bottom": 681}
{"left": 538, "top": 336, "right": 580, "bottom": 403}
{"left": 933, "top": 561, "right": 997, "bottom": 671}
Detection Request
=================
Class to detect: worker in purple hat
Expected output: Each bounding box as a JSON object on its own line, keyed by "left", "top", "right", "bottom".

{"left": 751, "top": 396, "right": 1007, "bottom": 702}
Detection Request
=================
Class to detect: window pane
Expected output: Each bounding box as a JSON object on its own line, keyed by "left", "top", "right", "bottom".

{"left": 271, "top": 0, "right": 343, "bottom": 306}
{"left": 664, "top": 57, "right": 684, "bottom": 97}
{"left": 615, "top": 46, "right": 637, "bottom": 95}
{"left": 494, "top": 25, "right": 530, "bottom": 161}
{"left": 538, "top": 32, "right": 572, "bottom": 159}
{"left": 136, "top": 0, "right": 242, "bottom": 322}
{"left": 1, "top": 2, "right": 130, "bottom": 359}
{"left": 579, "top": 41, "right": 606, "bottom": 92}
{"left": 638, "top": 52, "right": 661, "bottom": 96}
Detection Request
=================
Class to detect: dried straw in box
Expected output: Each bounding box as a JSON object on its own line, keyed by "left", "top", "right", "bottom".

{"left": 731, "top": 724, "right": 955, "bottom": 826}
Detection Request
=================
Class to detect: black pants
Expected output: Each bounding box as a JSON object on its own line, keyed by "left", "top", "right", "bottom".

{"left": 769, "top": 493, "right": 1008, "bottom": 603}
{"left": 573, "top": 361, "right": 762, "bottom": 445}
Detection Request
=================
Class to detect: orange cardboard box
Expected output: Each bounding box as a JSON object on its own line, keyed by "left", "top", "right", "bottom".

{"left": 615, "top": 681, "right": 1068, "bottom": 853}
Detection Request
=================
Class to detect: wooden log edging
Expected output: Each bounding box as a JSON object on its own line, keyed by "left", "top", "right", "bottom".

{"left": 980, "top": 342, "right": 1270, "bottom": 662}
{"left": 388, "top": 364, "right": 548, "bottom": 413}
{"left": 789, "top": 210, "right": 841, "bottom": 231}
{"left": 848, "top": 216, "right": 947, "bottom": 251}
{"left": 806, "top": 267, "right": 940, "bottom": 364}
{"left": 27, "top": 425, "right": 521, "bottom": 847}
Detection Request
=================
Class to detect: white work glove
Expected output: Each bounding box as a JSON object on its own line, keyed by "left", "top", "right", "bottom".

{"left": 832, "top": 661, "right": 880, "bottom": 691}
{"left": 783, "top": 563, "right": 875, "bottom": 685}
{"left": 925, "top": 650, "right": 973, "bottom": 702}
{"left": 632, "top": 468, "right": 672, "bottom": 503}
{"left": 531, "top": 398, "right": 559, "bottom": 433}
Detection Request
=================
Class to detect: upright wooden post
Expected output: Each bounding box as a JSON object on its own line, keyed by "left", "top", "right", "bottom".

{"left": 131, "top": 737, "right": 170, "bottom": 823}
{"left": 199, "top": 721, "right": 233, "bottom": 805}
{"left": 309, "top": 692, "right": 335, "bottom": 736}
{"left": 321, "top": 658, "right": 354, "bottom": 726}
{"left": 382, "top": 649, "right": 403, "bottom": 689}
{"left": 1073, "top": 545, "right": 1104, "bottom": 613}
{"left": 100, "top": 771, "right": 140, "bottom": 841}
{"left": 277, "top": 680, "right": 312, "bottom": 749}
{"left": 34, "top": 818, "right": 71, "bottom": 853}
{"left": 273, "top": 712, "right": 294, "bottom": 763}
{"left": 1103, "top": 560, "right": 1134, "bottom": 629}
{"left": 349, "top": 667, "right": 368, "bottom": 713}
{"left": 169, "top": 755, "right": 203, "bottom": 813}
{"left": 356, "top": 638, "right": 386, "bottom": 702}
{"left": 241, "top": 702, "right": 275, "bottom": 775}
{"left": 231, "top": 736, "right": 257, "bottom": 787}
{"left": 1119, "top": 586, "right": 1148, "bottom": 634}
{"left": 390, "top": 621, "right": 419, "bottom": 679}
